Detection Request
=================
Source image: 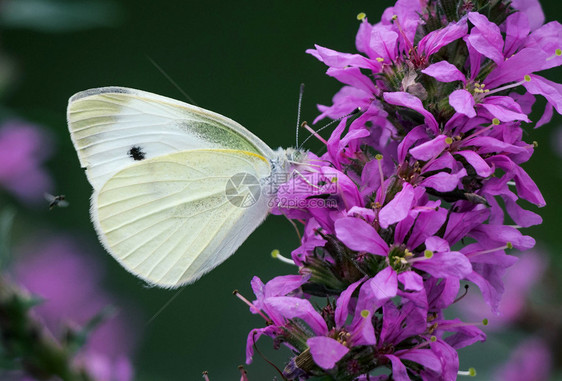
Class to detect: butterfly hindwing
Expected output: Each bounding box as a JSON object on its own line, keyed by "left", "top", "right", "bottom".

{"left": 93, "top": 149, "right": 272, "bottom": 288}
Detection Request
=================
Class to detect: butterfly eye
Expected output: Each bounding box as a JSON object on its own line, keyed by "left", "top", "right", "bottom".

{"left": 128, "top": 146, "right": 146, "bottom": 161}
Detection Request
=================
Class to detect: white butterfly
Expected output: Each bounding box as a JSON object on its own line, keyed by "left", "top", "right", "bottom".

{"left": 67, "top": 87, "right": 303, "bottom": 288}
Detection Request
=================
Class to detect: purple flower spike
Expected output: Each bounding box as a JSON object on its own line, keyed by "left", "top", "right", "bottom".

{"left": 246, "top": 1, "right": 558, "bottom": 378}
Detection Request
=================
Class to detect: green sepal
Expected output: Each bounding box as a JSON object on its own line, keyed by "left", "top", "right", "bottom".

{"left": 64, "top": 305, "right": 116, "bottom": 354}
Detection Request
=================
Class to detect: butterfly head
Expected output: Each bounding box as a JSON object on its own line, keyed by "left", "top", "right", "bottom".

{"left": 269, "top": 147, "right": 308, "bottom": 173}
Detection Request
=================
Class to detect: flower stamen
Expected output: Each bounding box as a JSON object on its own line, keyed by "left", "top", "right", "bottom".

{"left": 478, "top": 75, "right": 530, "bottom": 97}
{"left": 271, "top": 249, "right": 296, "bottom": 265}
{"left": 233, "top": 290, "right": 272, "bottom": 323}
{"left": 301, "top": 121, "right": 328, "bottom": 145}
{"left": 546, "top": 48, "right": 562, "bottom": 61}
{"left": 465, "top": 243, "right": 512, "bottom": 258}
{"left": 458, "top": 367, "right": 477, "bottom": 377}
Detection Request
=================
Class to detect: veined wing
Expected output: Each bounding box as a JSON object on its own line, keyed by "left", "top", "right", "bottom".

{"left": 67, "top": 87, "right": 274, "bottom": 190}
{"left": 92, "top": 149, "right": 271, "bottom": 288}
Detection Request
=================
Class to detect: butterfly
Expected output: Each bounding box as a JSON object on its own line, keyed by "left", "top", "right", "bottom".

{"left": 67, "top": 87, "right": 304, "bottom": 288}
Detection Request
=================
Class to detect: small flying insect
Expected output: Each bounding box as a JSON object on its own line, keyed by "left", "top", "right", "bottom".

{"left": 45, "top": 193, "right": 69, "bottom": 210}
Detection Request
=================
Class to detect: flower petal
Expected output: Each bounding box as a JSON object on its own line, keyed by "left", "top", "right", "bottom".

{"left": 479, "top": 96, "right": 531, "bottom": 122}
{"left": 449, "top": 89, "right": 476, "bottom": 117}
{"left": 397, "top": 125, "right": 427, "bottom": 162}
{"left": 245, "top": 326, "right": 279, "bottom": 364}
{"left": 327, "top": 67, "right": 377, "bottom": 95}
{"left": 383, "top": 91, "right": 439, "bottom": 134}
{"left": 422, "top": 61, "right": 465, "bottom": 83}
{"left": 264, "top": 275, "right": 305, "bottom": 298}
{"left": 414, "top": 250, "right": 472, "bottom": 279}
{"left": 409, "top": 134, "right": 451, "bottom": 161}
{"left": 485, "top": 48, "right": 548, "bottom": 88}
{"left": 335, "top": 279, "right": 364, "bottom": 328}
{"left": 265, "top": 297, "right": 328, "bottom": 335}
{"left": 421, "top": 168, "right": 467, "bottom": 192}
{"left": 307, "top": 44, "right": 374, "bottom": 69}
{"left": 384, "top": 355, "right": 410, "bottom": 381}
{"left": 504, "top": 12, "right": 530, "bottom": 56}
{"left": 307, "top": 337, "right": 349, "bottom": 369}
{"left": 398, "top": 271, "right": 424, "bottom": 292}
{"left": 467, "top": 12, "right": 504, "bottom": 64}
{"left": 396, "top": 349, "right": 442, "bottom": 373}
{"left": 335, "top": 217, "right": 389, "bottom": 255}
{"left": 379, "top": 183, "right": 415, "bottom": 229}
{"left": 349, "top": 310, "right": 376, "bottom": 346}
{"left": 535, "top": 102, "right": 554, "bottom": 128}
{"left": 511, "top": 0, "right": 545, "bottom": 31}
{"left": 425, "top": 236, "right": 450, "bottom": 253}
{"left": 369, "top": 266, "right": 398, "bottom": 302}
{"left": 369, "top": 25, "right": 399, "bottom": 63}
{"left": 454, "top": 150, "right": 493, "bottom": 177}
{"left": 523, "top": 74, "right": 562, "bottom": 114}
{"left": 418, "top": 17, "right": 468, "bottom": 57}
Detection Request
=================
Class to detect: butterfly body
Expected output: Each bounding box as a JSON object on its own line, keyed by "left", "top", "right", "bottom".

{"left": 67, "top": 87, "right": 303, "bottom": 288}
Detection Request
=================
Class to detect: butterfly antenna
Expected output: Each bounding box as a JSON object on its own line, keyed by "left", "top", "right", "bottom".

{"left": 145, "top": 287, "right": 185, "bottom": 327}
{"left": 146, "top": 55, "right": 199, "bottom": 106}
{"left": 296, "top": 83, "right": 305, "bottom": 148}
{"left": 299, "top": 107, "right": 362, "bottom": 148}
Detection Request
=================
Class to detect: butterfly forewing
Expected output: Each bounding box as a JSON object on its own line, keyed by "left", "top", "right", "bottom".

{"left": 67, "top": 87, "right": 274, "bottom": 190}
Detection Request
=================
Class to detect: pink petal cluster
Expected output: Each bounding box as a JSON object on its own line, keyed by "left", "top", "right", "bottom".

{"left": 244, "top": 1, "right": 558, "bottom": 379}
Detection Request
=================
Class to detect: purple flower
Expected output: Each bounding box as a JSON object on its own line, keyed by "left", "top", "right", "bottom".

{"left": 511, "top": 0, "right": 545, "bottom": 31}
{"left": 0, "top": 120, "right": 53, "bottom": 203}
{"left": 243, "top": 1, "right": 557, "bottom": 379}
{"left": 13, "top": 235, "right": 137, "bottom": 381}
{"left": 459, "top": 250, "right": 546, "bottom": 328}
{"left": 494, "top": 337, "right": 552, "bottom": 381}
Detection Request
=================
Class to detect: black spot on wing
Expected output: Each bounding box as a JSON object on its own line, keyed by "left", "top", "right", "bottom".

{"left": 128, "top": 146, "right": 146, "bottom": 161}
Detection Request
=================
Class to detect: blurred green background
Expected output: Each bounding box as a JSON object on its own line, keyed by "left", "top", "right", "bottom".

{"left": 1, "top": 0, "right": 561, "bottom": 379}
